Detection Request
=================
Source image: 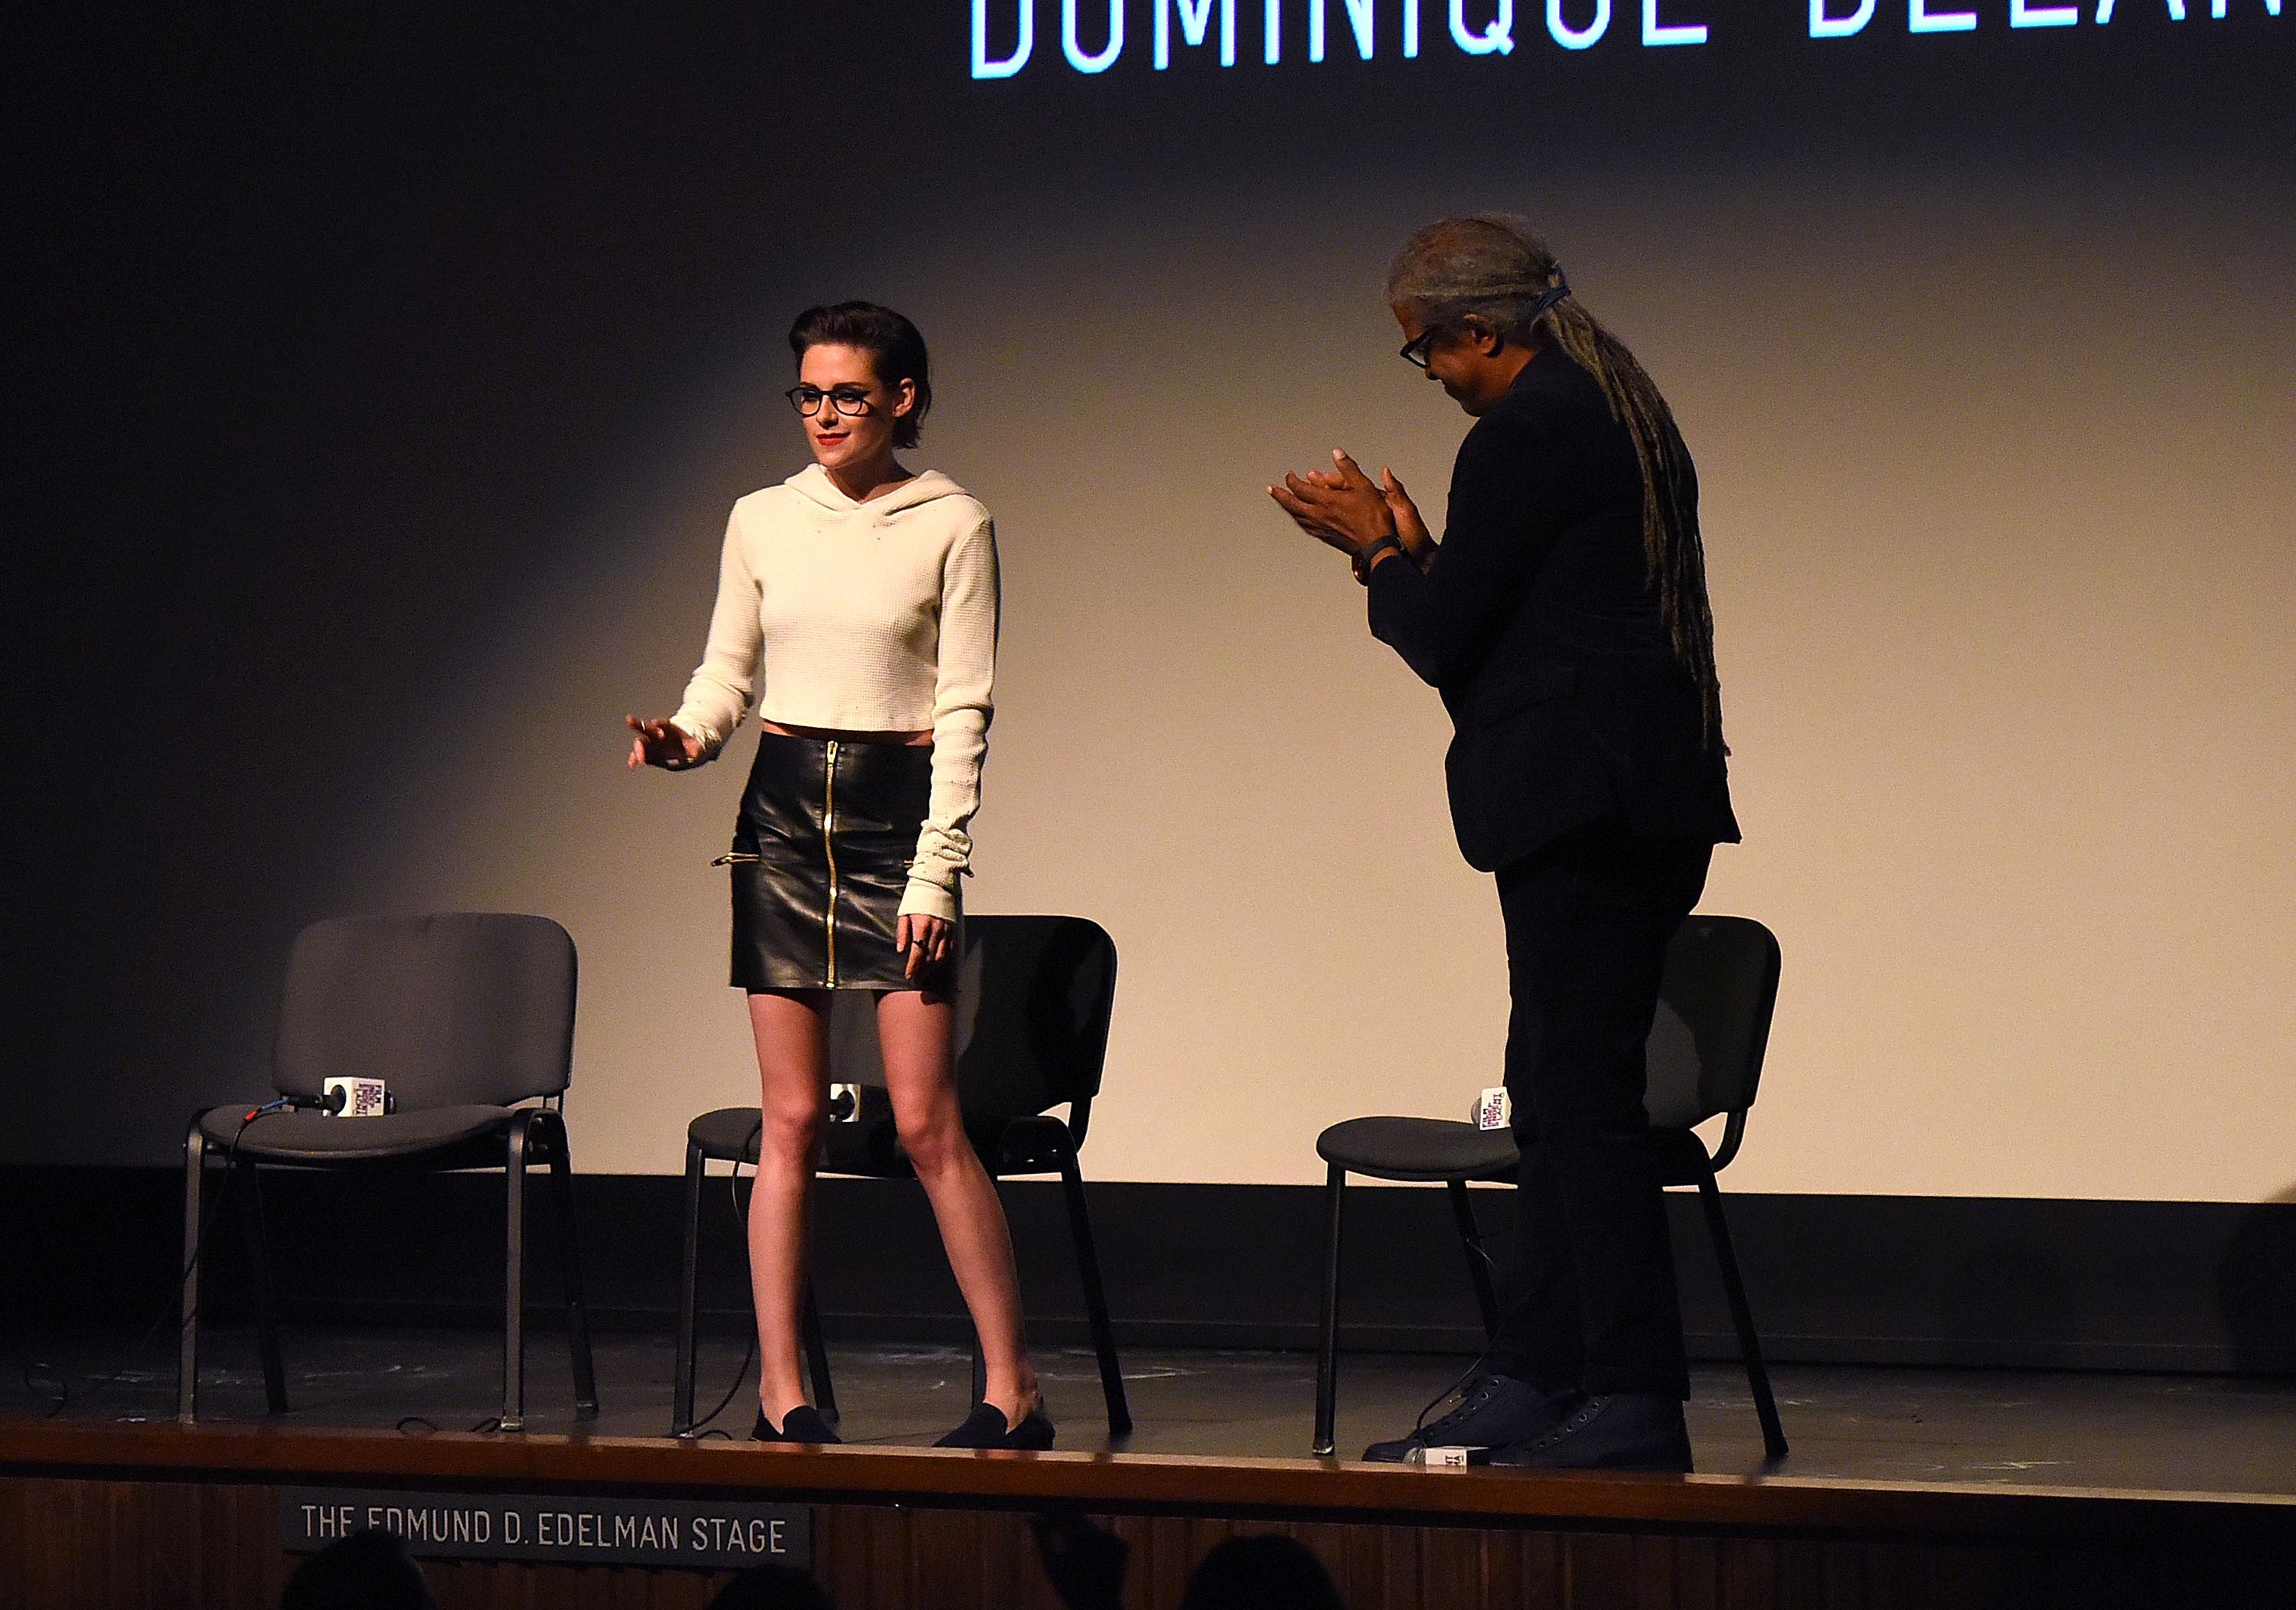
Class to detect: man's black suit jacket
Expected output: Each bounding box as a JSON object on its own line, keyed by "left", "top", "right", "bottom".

{"left": 1367, "top": 342, "right": 1740, "bottom": 874}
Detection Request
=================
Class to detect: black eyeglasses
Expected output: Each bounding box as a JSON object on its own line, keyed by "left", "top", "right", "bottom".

{"left": 786, "top": 384, "right": 877, "bottom": 417}
{"left": 1398, "top": 328, "right": 1443, "bottom": 370}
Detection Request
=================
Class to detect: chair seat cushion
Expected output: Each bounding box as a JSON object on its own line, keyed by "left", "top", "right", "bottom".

{"left": 1316, "top": 1116, "right": 1521, "bottom": 1182}
{"left": 990, "top": 1113, "right": 1073, "bottom": 1175}
{"left": 199, "top": 1103, "right": 520, "bottom": 1164}
{"left": 820, "top": 1117, "right": 915, "bottom": 1178}
{"left": 689, "top": 1105, "right": 1071, "bottom": 1178}
{"left": 690, "top": 1106, "right": 768, "bottom": 1164}
{"left": 691, "top": 1106, "right": 914, "bottom": 1175}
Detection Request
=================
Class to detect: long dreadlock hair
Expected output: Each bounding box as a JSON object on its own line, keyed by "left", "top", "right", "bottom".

{"left": 1386, "top": 215, "right": 1724, "bottom": 747}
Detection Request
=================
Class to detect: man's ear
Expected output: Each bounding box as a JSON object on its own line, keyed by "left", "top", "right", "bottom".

{"left": 1467, "top": 316, "right": 1505, "bottom": 357}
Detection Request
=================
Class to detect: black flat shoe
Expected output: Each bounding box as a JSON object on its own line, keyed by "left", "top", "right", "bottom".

{"left": 934, "top": 1401, "right": 1055, "bottom": 1450}
{"left": 752, "top": 1405, "right": 840, "bottom": 1445}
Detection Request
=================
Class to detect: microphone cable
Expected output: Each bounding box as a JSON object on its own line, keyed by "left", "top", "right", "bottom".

{"left": 1401, "top": 1217, "right": 1516, "bottom": 1442}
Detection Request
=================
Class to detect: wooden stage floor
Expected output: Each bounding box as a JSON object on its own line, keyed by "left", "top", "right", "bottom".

{"left": 5, "top": 1329, "right": 2294, "bottom": 1607}
{"left": 11, "top": 1328, "right": 2296, "bottom": 1494}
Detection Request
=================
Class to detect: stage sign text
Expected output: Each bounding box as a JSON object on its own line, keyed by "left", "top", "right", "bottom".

{"left": 280, "top": 1488, "right": 809, "bottom": 1571}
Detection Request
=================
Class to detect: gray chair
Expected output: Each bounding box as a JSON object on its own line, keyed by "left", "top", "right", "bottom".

{"left": 1311, "top": 913, "right": 1786, "bottom": 1459}
{"left": 672, "top": 914, "right": 1131, "bottom": 1439}
{"left": 178, "top": 912, "right": 598, "bottom": 1430}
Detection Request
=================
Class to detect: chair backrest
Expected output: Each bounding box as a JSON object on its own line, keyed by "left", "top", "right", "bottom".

{"left": 1642, "top": 914, "right": 1782, "bottom": 1146}
{"left": 829, "top": 915, "right": 1119, "bottom": 1133}
{"left": 273, "top": 913, "right": 578, "bottom": 1110}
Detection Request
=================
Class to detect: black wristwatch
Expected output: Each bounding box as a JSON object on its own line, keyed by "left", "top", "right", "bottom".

{"left": 1357, "top": 535, "right": 1404, "bottom": 580}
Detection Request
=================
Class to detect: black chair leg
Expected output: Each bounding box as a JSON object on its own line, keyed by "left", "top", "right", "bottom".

{"left": 1696, "top": 1165, "right": 1787, "bottom": 1460}
{"left": 240, "top": 1162, "right": 289, "bottom": 1414}
{"left": 801, "top": 1280, "right": 837, "bottom": 1426}
{"left": 178, "top": 1124, "right": 207, "bottom": 1424}
{"left": 1446, "top": 1180, "right": 1500, "bottom": 1341}
{"left": 545, "top": 1114, "right": 597, "bottom": 1419}
{"left": 502, "top": 1117, "right": 532, "bottom": 1432}
{"left": 1313, "top": 1163, "right": 1346, "bottom": 1457}
{"left": 673, "top": 1141, "right": 706, "bottom": 1436}
{"left": 1055, "top": 1140, "right": 1131, "bottom": 1438}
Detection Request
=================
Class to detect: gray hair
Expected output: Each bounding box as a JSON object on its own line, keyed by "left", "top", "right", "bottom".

{"left": 1384, "top": 214, "right": 1567, "bottom": 343}
{"left": 1385, "top": 213, "right": 1728, "bottom": 749}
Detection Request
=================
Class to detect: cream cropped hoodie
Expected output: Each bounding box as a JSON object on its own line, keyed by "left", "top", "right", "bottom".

{"left": 672, "top": 465, "right": 1000, "bottom": 922}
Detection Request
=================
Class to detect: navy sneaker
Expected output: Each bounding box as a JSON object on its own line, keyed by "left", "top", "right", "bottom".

{"left": 752, "top": 1404, "right": 840, "bottom": 1445}
{"left": 1486, "top": 1393, "right": 1693, "bottom": 1472}
{"left": 1362, "top": 1374, "right": 1574, "bottom": 1462}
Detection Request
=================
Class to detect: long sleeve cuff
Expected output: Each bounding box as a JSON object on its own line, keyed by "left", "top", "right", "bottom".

{"left": 896, "top": 872, "right": 960, "bottom": 923}
{"left": 668, "top": 711, "right": 726, "bottom": 758}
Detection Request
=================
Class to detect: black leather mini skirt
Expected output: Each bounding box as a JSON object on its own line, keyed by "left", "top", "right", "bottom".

{"left": 719, "top": 730, "right": 957, "bottom": 993}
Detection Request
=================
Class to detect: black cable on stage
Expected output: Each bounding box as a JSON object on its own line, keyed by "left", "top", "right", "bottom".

{"left": 684, "top": 1119, "right": 768, "bottom": 1439}
{"left": 1402, "top": 1219, "right": 1517, "bottom": 1439}
{"left": 1407, "top": 1341, "right": 1507, "bottom": 1441}
{"left": 29, "top": 1110, "right": 259, "bottom": 1419}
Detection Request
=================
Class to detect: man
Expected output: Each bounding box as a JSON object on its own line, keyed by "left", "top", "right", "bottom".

{"left": 1271, "top": 215, "right": 1739, "bottom": 1471}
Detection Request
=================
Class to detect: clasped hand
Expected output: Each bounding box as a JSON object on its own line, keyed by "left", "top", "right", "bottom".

{"left": 1268, "top": 449, "right": 1433, "bottom": 574}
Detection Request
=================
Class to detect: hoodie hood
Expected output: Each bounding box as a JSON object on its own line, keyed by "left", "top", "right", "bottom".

{"left": 784, "top": 464, "right": 969, "bottom": 517}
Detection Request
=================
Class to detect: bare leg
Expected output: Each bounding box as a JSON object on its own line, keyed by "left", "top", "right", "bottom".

{"left": 876, "top": 987, "right": 1039, "bottom": 1424}
{"left": 746, "top": 989, "right": 830, "bottom": 1426}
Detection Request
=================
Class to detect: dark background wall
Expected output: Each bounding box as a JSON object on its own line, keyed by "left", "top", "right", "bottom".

{"left": 10, "top": 1167, "right": 2294, "bottom": 1374}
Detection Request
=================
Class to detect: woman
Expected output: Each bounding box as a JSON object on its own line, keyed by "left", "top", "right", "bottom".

{"left": 627, "top": 301, "right": 1049, "bottom": 1450}
{"left": 1271, "top": 217, "right": 1738, "bottom": 1471}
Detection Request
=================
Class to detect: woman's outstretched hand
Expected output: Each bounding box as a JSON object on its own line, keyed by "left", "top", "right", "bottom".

{"left": 897, "top": 914, "right": 953, "bottom": 979}
{"left": 625, "top": 715, "right": 706, "bottom": 771}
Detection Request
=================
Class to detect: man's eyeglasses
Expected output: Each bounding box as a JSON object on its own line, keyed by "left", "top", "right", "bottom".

{"left": 1398, "top": 328, "right": 1443, "bottom": 370}
{"left": 786, "top": 385, "right": 877, "bottom": 417}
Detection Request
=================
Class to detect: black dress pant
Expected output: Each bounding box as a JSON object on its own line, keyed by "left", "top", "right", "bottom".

{"left": 1485, "top": 817, "right": 1711, "bottom": 1401}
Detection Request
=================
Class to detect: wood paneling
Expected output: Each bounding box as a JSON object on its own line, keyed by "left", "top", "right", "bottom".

{"left": 9, "top": 1419, "right": 2293, "bottom": 1548}
{"left": 1, "top": 1479, "right": 2280, "bottom": 1610}
{"left": 5, "top": 1423, "right": 2293, "bottom": 1609}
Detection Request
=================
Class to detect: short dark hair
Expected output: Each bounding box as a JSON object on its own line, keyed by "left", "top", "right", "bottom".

{"left": 281, "top": 1530, "right": 438, "bottom": 1610}
{"left": 1179, "top": 1535, "right": 1345, "bottom": 1610}
{"left": 788, "top": 301, "right": 932, "bottom": 450}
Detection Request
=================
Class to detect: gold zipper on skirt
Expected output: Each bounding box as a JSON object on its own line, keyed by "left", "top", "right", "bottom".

{"left": 822, "top": 740, "right": 841, "bottom": 987}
